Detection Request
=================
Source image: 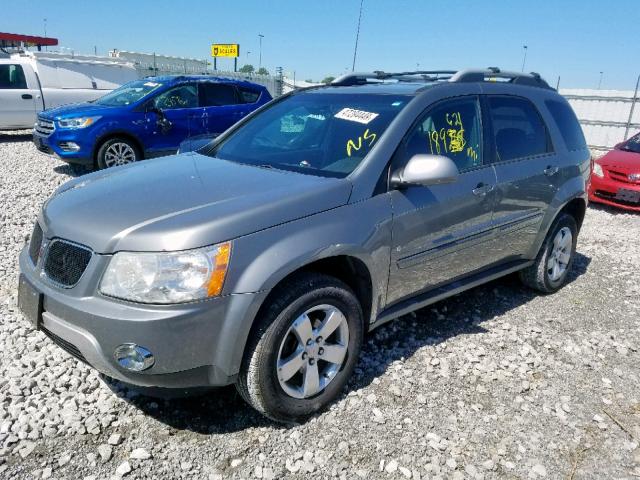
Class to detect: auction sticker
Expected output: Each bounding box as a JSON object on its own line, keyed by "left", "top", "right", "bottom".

{"left": 335, "top": 108, "right": 379, "bottom": 124}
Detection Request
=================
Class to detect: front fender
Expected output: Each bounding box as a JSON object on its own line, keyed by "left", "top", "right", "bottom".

{"left": 219, "top": 194, "right": 393, "bottom": 375}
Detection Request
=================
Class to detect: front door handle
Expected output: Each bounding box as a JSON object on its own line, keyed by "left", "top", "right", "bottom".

{"left": 544, "top": 165, "right": 559, "bottom": 176}
{"left": 22, "top": 94, "right": 33, "bottom": 100}
{"left": 472, "top": 183, "right": 495, "bottom": 197}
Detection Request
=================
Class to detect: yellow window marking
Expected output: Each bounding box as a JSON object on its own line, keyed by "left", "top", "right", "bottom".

{"left": 346, "top": 129, "right": 377, "bottom": 157}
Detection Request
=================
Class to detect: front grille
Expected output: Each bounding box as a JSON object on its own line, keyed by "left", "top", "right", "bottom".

{"left": 41, "top": 326, "right": 87, "bottom": 364}
{"left": 607, "top": 169, "right": 633, "bottom": 184}
{"left": 43, "top": 240, "right": 92, "bottom": 287}
{"left": 35, "top": 117, "right": 55, "bottom": 136}
{"left": 28, "top": 222, "right": 43, "bottom": 265}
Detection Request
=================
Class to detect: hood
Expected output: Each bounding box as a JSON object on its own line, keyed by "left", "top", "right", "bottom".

{"left": 41, "top": 102, "right": 119, "bottom": 119}
{"left": 41, "top": 153, "right": 352, "bottom": 253}
{"left": 597, "top": 148, "right": 640, "bottom": 171}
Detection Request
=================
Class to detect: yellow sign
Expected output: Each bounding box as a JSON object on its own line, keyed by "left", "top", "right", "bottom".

{"left": 211, "top": 44, "right": 239, "bottom": 58}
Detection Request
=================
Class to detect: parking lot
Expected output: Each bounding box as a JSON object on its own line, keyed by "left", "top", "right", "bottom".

{"left": 0, "top": 130, "right": 639, "bottom": 479}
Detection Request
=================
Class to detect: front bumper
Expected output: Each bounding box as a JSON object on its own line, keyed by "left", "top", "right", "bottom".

{"left": 33, "top": 129, "right": 94, "bottom": 166}
{"left": 588, "top": 173, "right": 640, "bottom": 212}
{"left": 18, "top": 247, "right": 268, "bottom": 388}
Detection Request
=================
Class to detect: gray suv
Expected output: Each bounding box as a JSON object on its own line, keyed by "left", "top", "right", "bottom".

{"left": 18, "top": 68, "right": 590, "bottom": 422}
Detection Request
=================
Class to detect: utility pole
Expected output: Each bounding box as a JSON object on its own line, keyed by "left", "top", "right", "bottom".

{"left": 43, "top": 18, "right": 47, "bottom": 51}
{"left": 597, "top": 71, "right": 603, "bottom": 90}
{"left": 352, "top": 0, "right": 364, "bottom": 71}
{"left": 624, "top": 73, "right": 640, "bottom": 140}
{"left": 521, "top": 45, "right": 528, "bottom": 72}
{"left": 258, "top": 34, "right": 264, "bottom": 69}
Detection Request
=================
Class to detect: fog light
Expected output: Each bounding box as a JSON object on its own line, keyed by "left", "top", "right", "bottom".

{"left": 59, "top": 141, "right": 80, "bottom": 152}
{"left": 114, "top": 344, "right": 154, "bottom": 371}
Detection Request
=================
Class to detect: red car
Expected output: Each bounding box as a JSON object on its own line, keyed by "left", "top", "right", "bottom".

{"left": 589, "top": 132, "right": 640, "bottom": 211}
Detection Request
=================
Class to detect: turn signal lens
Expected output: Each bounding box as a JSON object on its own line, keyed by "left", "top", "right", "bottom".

{"left": 207, "top": 242, "right": 231, "bottom": 297}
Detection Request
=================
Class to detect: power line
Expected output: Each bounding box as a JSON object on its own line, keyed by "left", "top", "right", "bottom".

{"left": 352, "top": 0, "right": 364, "bottom": 72}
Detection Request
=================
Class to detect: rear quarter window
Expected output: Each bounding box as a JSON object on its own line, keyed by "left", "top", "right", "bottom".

{"left": 545, "top": 100, "right": 587, "bottom": 151}
{"left": 238, "top": 87, "right": 261, "bottom": 104}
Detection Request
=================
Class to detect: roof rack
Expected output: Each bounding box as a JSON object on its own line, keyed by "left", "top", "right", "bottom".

{"left": 331, "top": 70, "right": 457, "bottom": 86}
{"left": 331, "top": 68, "right": 552, "bottom": 90}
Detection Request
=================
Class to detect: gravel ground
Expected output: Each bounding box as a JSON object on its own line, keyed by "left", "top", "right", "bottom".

{"left": 1, "top": 130, "right": 639, "bottom": 480}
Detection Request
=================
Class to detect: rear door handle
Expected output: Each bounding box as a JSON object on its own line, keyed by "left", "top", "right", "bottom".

{"left": 22, "top": 94, "right": 33, "bottom": 100}
{"left": 544, "top": 165, "right": 559, "bottom": 176}
{"left": 472, "top": 183, "right": 495, "bottom": 196}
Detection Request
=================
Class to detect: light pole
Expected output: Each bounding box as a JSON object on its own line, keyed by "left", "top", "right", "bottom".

{"left": 521, "top": 45, "right": 528, "bottom": 72}
{"left": 352, "top": 0, "right": 364, "bottom": 71}
{"left": 598, "top": 71, "right": 603, "bottom": 90}
{"left": 43, "top": 18, "right": 47, "bottom": 51}
{"left": 258, "top": 34, "right": 264, "bottom": 70}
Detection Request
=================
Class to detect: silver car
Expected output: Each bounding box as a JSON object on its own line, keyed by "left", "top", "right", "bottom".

{"left": 18, "top": 68, "right": 590, "bottom": 422}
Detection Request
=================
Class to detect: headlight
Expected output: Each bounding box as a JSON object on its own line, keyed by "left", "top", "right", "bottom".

{"left": 57, "top": 116, "right": 101, "bottom": 129}
{"left": 99, "top": 242, "right": 231, "bottom": 304}
{"left": 592, "top": 162, "right": 604, "bottom": 178}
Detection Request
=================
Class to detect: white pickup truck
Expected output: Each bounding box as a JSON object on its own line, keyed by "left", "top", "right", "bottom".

{"left": 0, "top": 51, "right": 138, "bottom": 130}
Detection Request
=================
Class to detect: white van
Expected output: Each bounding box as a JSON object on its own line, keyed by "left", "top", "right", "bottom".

{"left": 0, "top": 51, "right": 138, "bottom": 130}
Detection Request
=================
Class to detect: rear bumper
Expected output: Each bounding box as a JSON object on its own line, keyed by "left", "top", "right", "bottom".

{"left": 588, "top": 174, "right": 640, "bottom": 212}
{"left": 18, "top": 247, "right": 269, "bottom": 388}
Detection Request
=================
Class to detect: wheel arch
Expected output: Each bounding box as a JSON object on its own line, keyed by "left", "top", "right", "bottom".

{"left": 559, "top": 197, "right": 587, "bottom": 232}
{"left": 222, "top": 253, "right": 377, "bottom": 380}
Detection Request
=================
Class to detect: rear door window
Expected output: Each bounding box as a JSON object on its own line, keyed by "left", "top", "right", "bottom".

{"left": 545, "top": 100, "right": 587, "bottom": 151}
{"left": 0, "top": 64, "right": 27, "bottom": 89}
{"left": 487, "top": 96, "right": 553, "bottom": 161}
{"left": 199, "top": 83, "right": 239, "bottom": 106}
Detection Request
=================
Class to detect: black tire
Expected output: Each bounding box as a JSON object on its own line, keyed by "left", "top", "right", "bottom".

{"left": 236, "top": 272, "right": 364, "bottom": 423}
{"left": 68, "top": 163, "right": 91, "bottom": 176}
{"left": 96, "top": 137, "right": 140, "bottom": 170}
{"left": 519, "top": 213, "right": 578, "bottom": 293}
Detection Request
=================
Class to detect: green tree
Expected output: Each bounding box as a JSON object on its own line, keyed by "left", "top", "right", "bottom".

{"left": 256, "top": 67, "right": 269, "bottom": 75}
{"left": 239, "top": 64, "right": 255, "bottom": 74}
{"left": 321, "top": 76, "right": 336, "bottom": 84}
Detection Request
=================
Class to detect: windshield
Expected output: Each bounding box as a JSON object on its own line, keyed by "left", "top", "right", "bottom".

{"left": 204, "top": 92, "right": 412, "bottom": 177}
{"left": 95, "top": 80, "right": 163, "bottom": 106}
{"left": 621, "top": 133, "right": 640, "bottom": 154}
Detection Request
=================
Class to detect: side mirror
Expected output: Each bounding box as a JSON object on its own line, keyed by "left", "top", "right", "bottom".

{"left": 391, "top": 154, "right": 459, "bottom": 187}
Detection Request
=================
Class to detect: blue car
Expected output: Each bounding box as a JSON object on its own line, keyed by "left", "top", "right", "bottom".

{"left": 33, "top": 76, "right": 272, "bottom": 171}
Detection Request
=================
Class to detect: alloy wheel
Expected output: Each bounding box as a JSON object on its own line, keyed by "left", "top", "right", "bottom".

{"left": 547, "top": 226, "right": 572, "bottom": 282}
{"left": 103, "top": 142, "right": 136, "bottom": 167}
{"left": 276, "top": 304, "right": 350, "bottom": 399}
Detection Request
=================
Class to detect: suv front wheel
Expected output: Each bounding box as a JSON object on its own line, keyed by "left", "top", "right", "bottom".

{"left": 237, "top": 273, "right": 364, "bottom": 423}
{"left": 96, "top": 137, "right": 140, "bottom": 169}
{"left": 520, "top": 213, "right": 578, "bottom": 293}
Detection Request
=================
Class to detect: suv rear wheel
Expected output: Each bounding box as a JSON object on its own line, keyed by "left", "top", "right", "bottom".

{"left": 96, "top": 137, "right": 140, "bottom": 169}
{"left": 520, "top": 213, "right": 578, "bottom": 293}
{"left": 236, "top": 273, "right": 363, "bottom": 423}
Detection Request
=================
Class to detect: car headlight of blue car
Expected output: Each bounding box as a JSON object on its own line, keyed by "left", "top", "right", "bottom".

{"left": 57, "top": 116, "right": 102, "bottom": 129}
